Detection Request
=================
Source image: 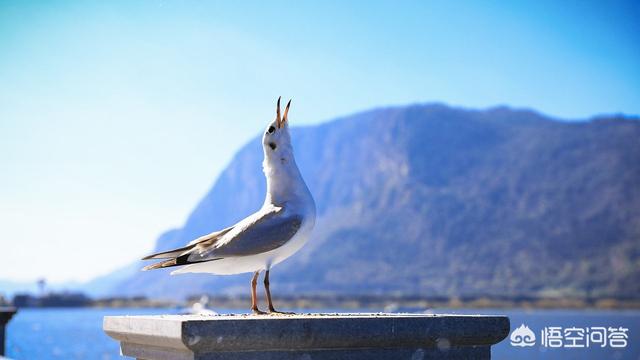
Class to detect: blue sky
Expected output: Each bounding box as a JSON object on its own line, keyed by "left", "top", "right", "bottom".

{"left": 1, "top": 1, "right": 638, "bottom": 283}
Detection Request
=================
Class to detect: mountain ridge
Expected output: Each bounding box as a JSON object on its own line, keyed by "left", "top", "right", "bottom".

{"left": 104, "top": 103, "right": 640, "bottom": 300}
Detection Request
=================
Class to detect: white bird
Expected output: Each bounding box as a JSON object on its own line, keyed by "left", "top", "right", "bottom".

{"left": 141, "top": 97, "right": 316, "bottom": 314}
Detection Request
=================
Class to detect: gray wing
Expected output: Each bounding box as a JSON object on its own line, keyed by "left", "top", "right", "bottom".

{"left": 141, "top": 226, "right": 234, "bottom": 261}
{"left": 188, "top": 211, "right": 302, "bottom": 261}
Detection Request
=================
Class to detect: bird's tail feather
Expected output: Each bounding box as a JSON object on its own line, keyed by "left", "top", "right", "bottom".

{"left": 141, "top": 244, "right": 196, "bottom": 260}
{"left": 142, "top": 258, "right": 179, "bottom": 271}
{"left": 141, "top": 253, "right": 222, "bottom": 271}
{"left": 141, "top": 253, "right": 192, "bottom": 271}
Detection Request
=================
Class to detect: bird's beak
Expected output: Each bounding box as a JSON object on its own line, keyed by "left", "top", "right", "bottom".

{"left": 282, "top": 99, "right": 291, "bottom": 127}
{"left": 276, "top": 96, "right": 282, "bottom": 128}
{"left": 275, "top": 97, "right": 292, "bottom": 128}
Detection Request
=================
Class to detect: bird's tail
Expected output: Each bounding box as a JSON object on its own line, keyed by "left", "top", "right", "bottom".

{"left": 141, "top": 241, "right": 197, "bottom": 272}
{"left": 141, "top": 244, "right": 196, "bottom": 261}
{"left": 142, "top": 258, "right": 180, "bottom": 271}
{"left": 141, "top": 252, "right": 221, "bottom": 271}
{"left": 141, "top": 252, "right": 196, "bottom": 271}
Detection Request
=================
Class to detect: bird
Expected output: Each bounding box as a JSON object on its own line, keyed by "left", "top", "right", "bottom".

{"left": 141, "top": 97, "right": 316, "bottom": 314}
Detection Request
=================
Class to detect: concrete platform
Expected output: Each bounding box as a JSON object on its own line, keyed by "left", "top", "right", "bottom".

{"left": 104, "top": 313, "right": 510, "bottom": 360}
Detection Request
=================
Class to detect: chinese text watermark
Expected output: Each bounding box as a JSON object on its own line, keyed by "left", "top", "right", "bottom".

{"left": 511, "top": 324, "right": 629, "bottom": 349}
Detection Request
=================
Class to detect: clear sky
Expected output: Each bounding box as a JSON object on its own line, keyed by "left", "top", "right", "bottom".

{"left": 1, "top": 1, "right": 638, "bottom": 283}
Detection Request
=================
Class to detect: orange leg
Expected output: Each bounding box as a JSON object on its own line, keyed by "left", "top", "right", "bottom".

{"left": 251, "top": 271, "right": 266, "bottom": 314}
{"left": 264, "top": 270, "right": 294, "bottom": 314}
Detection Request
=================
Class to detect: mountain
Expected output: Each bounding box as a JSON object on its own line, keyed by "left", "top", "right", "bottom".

{"left": 106, "top": 104, "right": 640, "bottom": 300}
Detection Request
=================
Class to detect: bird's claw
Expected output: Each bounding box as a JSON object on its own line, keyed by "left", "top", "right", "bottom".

{"left": 251, "top": 308, "right": 268, "bottom": 315}
{"left": 268, "top": 309, "right": 296, "bottom": 315}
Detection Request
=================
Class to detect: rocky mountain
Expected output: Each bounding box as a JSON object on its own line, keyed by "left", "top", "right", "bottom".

{"left": 107, "top": 104, "right": 640, "bottom": 300}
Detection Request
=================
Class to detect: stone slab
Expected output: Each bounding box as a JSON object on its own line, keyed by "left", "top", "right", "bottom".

{"left": 104, "top": 313, "right": 509, "bottom": 360}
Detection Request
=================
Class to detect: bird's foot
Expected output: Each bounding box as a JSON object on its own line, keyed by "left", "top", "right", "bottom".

{"left": 268, "top": 308, "right": 296, "bottom": 315}
{"left": 251, "top": 307, "right": 268, "bottom": 315}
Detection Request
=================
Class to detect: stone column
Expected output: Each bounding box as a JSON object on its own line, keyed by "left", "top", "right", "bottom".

{"left": 0, "top": 307, "right": 17, "bottom": 357}
{"left": 104, "top": 313, "right": 509, "bottom": 359}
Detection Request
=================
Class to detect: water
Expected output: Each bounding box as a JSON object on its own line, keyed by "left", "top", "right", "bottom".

{"left": 6, "top": 308, "right": 171, "bottom": 360}
{"left": 5, "top": 307, "right": 640, "bottom": 359}
{"left": 438, "top": 308, "right": 640, "bottom": 360}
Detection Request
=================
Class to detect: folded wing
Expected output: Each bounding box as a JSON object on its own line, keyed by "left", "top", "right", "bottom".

{"left": 141, "top": 208, "right": 302, "bottom": 271}
{"left": 141, "top": 226, "right": 234, "bottom": 260}
{"left": 190, "top": 211, "right": 302, "bottom": 261}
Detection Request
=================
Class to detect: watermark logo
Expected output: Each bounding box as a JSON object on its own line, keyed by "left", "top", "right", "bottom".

{"left": 540, "top": 326, "right": 629, "bottom": 348}
{"left": 509, "top": 324, "right": 629, "bottom": 349}
{"left": 510, "top": 324, "right": 536, "bottom": 347}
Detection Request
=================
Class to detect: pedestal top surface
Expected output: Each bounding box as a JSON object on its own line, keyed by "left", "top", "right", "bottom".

{"left": 109, "top": 312, "right": 505, "bottom": 321}
{"left": 104, "top": 312, "right": 510, "bottom": 353}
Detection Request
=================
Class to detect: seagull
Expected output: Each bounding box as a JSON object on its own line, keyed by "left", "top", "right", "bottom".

{"left": 141, "top": 97, "right": 316, "bottom": 314}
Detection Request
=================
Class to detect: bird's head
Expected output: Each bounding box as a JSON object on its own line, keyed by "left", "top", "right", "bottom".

{"left": 262, "top": 96, "right": 293, "bottom": 160}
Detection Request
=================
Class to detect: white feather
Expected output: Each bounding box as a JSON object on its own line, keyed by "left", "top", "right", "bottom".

{"left": 171, "top": 118, "right": 316, "bottom": 275}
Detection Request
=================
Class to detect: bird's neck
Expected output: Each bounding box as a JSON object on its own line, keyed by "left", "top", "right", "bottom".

{"left": 262, "top": 150, "right": 309, "bottom": 207}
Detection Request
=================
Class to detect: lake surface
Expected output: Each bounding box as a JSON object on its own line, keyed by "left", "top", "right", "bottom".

{"left": 5, "top": 307, "right": 639, "bottom": 359}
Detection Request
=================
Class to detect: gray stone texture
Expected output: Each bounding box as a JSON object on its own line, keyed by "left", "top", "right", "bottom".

{"left": 104, "top": 313, "right": 509, "bottom": 359}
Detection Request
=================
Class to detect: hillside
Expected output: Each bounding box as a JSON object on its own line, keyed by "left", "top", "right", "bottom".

{"left": 107, "top": 104, "right": 640, "bottom": 299}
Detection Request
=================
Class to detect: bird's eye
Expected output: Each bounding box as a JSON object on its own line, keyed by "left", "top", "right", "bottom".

{"left": 267, "top": 126, "right": 275, "bottom": 134}
{"left": 269, "top": 142, "right": 277, "bottom": 150}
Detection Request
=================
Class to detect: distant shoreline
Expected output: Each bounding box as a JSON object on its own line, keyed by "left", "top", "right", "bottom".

{"left": 7, "top": 293, "right": 640, "bottom": 310}
{"left": 183, "top": 294, "right": 640, "bottom": 311}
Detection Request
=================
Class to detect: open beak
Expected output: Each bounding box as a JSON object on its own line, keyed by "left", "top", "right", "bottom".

{"left": 282, "top": 99, "right": 291, "bottom": 127}
{"left": 276, "top": 97, "right": 282, "bottom": 128}
{"left": 275, "top": 97, "right": 292, "bottom": 128}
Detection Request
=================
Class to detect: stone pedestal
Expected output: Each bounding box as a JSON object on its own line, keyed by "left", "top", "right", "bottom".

{"left": 104, "top": 313, "right": 509, "bottom": 359}
{"left": 0, "top": 307, "right": 17, "bottom": 357}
